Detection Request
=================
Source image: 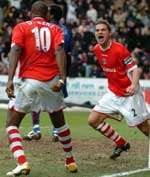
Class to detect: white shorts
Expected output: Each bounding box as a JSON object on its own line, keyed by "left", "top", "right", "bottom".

{"left": 8, "top": 76, "right": 65, "bottom": 113}
{"left": 93, "top": 88, "right": 150, "bottom": 126}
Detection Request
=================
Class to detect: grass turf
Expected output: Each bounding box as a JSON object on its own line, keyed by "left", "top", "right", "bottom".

{"left": 0, "top": 110, "right": 149, "bottom": 177}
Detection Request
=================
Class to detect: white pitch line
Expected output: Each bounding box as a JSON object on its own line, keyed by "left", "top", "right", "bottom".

{"left": 100, "top": 168, "right": 150, "bottom": 177}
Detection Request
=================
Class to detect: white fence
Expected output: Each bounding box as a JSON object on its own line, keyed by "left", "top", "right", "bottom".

{"left": 0, "top": 75, "right": 150, "bottom": 107}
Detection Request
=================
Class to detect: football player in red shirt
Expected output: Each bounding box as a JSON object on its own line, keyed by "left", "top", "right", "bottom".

{"left": 5, "top": 1, "right": 77, "bottom": 176}
{"left": 23, "top": 4, "right": 73, "bottom": 143}
{"left": 88, "top": 19, "right": 150, "bottom": 160}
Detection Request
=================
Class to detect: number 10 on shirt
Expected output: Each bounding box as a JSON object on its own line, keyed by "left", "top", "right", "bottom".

{"left": 32, "top": 27, "right": 51, "bottom": 52}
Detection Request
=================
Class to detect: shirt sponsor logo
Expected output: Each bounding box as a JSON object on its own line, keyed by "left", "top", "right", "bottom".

{"left": 101, "top": 58, "right": 107, "bottom": 65}
{"left": 102, "top": 66, "right": 116, "bottom": 72}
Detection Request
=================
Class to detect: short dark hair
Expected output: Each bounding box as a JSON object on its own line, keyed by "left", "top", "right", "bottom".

{"left": 95, "top": 19, "right": 111, "bottom": 32}
{"left": 31, "top": 0, "right": 48, "bottom": 18}
{"left": 49, "top": 4, "right": 62, "bottom": 22}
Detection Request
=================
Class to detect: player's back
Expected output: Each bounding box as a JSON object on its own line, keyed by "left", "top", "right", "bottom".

{"left": 12, "top": 18, "right": 64, "bottom": 81}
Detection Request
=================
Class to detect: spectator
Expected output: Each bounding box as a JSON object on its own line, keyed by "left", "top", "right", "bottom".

{"left": 66, "top": 1, "right": 78, "bottom": 24}
{"left": 86, "top": 3, "right": 98, "bottom": 22}
{"left": 0, "top": 0, "right": 150, "bottom": 78}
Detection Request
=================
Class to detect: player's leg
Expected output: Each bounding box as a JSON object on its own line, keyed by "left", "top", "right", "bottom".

{"left": 41, "top": 76, "right": 77, "bottom": 172}
{"left": 23, "top": 111, "right": 41, "bottom": 141}
{"left": 137, "top": 119, "right": 150, "bottom": 136}
{"left": 88, "top": 111, "right": 129, "bottom": 159}
{"left": 49, "top": 110, "right": 77, "bottom": 172}
{"left": 31, "top": 111, "right": 41, "bottom": 134}
{"left": 88, "top": 91, "right": 130, "bottom": 160}
{"left": 6, "top": 78, "right": 41, "bottom": 176}
{"left": 6, "top": 109, "right": 30, "bottom": 176}
{"left": 51, "top": 79, "right": 68, "bottom": 142}
{"left": 51, "top": 126, "right": 59, "bottom": 142}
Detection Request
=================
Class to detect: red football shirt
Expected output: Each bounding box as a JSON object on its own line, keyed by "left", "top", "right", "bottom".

{"left": 93, "top": 41, "right": 137, "bottom": 96}
{"left": 11, "top": 17, "right": 64, "bottom": 81}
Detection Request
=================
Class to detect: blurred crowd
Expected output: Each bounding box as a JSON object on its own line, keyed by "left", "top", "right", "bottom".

{"left": 0, "top": 0, "right": 150, "bottom": 79}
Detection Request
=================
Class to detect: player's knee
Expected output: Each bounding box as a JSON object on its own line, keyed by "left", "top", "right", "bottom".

{"left": 137, "top": 121, "right": 149, "bottom": 137}
{"left": 88, "top": 117, "right": 97, "bottom": 128}
{"left": 6, "top": 110, "right": 25, "bottom": 128}
{"left": 88, "top": 113, "right": 104, "bottom": 128}
{"left": 141, "top": 128, "right": 149, "bottom": 137}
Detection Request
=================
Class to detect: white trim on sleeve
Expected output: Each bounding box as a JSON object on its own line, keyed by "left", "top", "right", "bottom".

{"left": 127, "top": 65, "right": 137, "bottom": 72}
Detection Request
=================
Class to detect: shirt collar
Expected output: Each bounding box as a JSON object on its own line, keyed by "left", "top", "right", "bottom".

{"left": 32, "top": 17, "right": 46, "bottom": 21}
{"left": 99, "top": 40, "right": 112, "bottom": 52}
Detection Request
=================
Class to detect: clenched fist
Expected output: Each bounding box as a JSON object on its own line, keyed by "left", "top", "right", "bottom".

{"left": 6, "top": 80, "right": 15, "bottom": 98}
{"left": 51, "top": 79, "right": 64, "bottom": 92}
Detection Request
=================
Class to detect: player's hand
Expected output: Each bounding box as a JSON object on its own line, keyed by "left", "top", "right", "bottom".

{"left": 6, "top": 80, "right": 15, "bottom": 98}
{"left": 51, "top": 79, "right": 64, "bottom": 92}
{"left": 125, "top": 84, "right": 135, "bottom": 96}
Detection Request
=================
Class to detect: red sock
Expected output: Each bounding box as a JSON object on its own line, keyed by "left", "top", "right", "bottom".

{"left": 97, "top": 122, "right": 127, "bottom": 147}
{"left": 57, "top": 124, "right": 75, "bottom": 164}
{"left": 66, "top": 156, "right": 75, "bottom": 165}
{"left": 6, "top": 126, "right": 27, "bottom": 165}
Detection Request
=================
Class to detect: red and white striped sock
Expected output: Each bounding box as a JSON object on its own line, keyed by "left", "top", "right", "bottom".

{"left": 96, "top": 122, "right": 127, "bottom": 147}
{"left": 6, "top": 126, "right": 27, "bottom": 165}
{"left": 57, "top": 124, "right": 75, "bottom": 165}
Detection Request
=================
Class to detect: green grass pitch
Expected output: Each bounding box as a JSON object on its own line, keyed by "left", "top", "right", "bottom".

{"left": 0, "top": 109, "right": 149, "bottom": 177}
